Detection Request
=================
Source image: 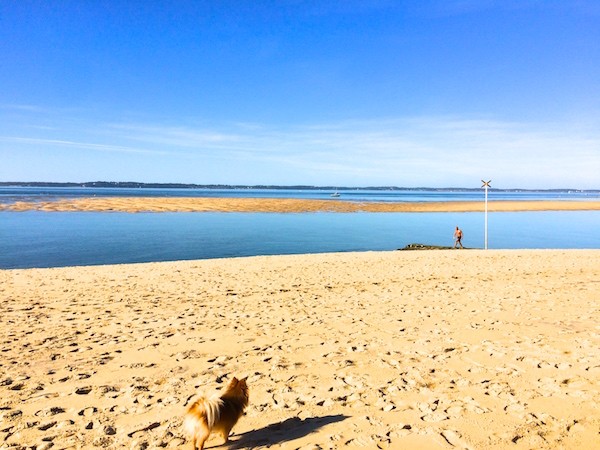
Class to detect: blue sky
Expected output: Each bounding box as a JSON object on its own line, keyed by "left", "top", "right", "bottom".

{"left": 1, "top": 1, "right": 599, "bottom": 188}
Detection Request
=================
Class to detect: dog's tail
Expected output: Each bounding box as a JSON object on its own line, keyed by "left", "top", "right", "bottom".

{"left": 183, "top": 394, "right": 223, "bottom": 437}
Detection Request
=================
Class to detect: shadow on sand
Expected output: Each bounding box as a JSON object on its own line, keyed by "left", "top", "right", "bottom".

{"left": 223, "top": 414, "right": 349, "bottom": 449}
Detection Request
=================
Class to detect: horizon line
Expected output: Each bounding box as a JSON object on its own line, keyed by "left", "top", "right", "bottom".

{"left": 0, "top": 181, "right": 598, "bottom": 192}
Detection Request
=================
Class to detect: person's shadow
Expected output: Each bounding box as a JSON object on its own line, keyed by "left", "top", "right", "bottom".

{"left": 223, "top": 414, "right": 349, "bottom": 449}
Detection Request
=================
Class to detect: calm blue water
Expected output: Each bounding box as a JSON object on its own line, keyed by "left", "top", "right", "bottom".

{"left": 2, "top": 187, "right": 599, "bottom": 269}
{"left": 1, "top": 186, "right": 599, "bottom": 204}
{"left": 2, "top": 210, "right": 600, "bottom": 269}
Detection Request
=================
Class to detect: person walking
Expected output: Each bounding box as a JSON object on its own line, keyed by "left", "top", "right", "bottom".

{"left": 453, "top": 226, "right": 464, "bottom": 249}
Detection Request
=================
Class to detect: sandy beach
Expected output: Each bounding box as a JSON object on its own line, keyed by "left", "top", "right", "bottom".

{"left": 2, "top": 197, "right": 600, "bottom": 213}
{"left": 1, "top": 250, "right": 599, "bottom": 449}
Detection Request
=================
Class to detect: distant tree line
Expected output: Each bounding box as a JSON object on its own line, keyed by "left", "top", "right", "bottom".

{"left": 0, "top": 181, "right": 595, "bottom": 192}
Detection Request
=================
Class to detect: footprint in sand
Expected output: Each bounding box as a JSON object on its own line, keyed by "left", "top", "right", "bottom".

{"left": 79, "top": 406, "right": 98, "bottom": 417}
{"left": 35, "top": 406, "right": 66, "bottom": 417}
{"left": 9, "top": 382, "right": 26, "bottom": 391}
{"left": 421, "top": 411, "right": 449, "bottom": 422}
{"left": 75, "top": 386, "right": 93, "bottom": 395}
{"left": 441, "top": 429, "right": 473, "bottom": 449}
{"left": 1, "top": 409, "right": 23, "bottom": 421}
{"left": 38, "top": 420, "right": 57, "bottom": 431}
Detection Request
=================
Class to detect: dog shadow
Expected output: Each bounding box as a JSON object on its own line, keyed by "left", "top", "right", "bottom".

{"left": 224, "top": 414, "right": 349, "bottom": 449}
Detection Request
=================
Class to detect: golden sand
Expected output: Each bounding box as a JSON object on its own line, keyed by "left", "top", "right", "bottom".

{"left": 1, "top": 196, "right": 600, "bottom": 213}
{"left": 1, "top": 250, "right": 599, "bottom": 449}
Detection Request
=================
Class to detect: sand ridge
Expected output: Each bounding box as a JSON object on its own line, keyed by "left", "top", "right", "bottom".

{"left": 2, "top": 196, "right": 600, "bottom": 213}
{"left": 1, "top": 250, "right": 599, "bottom": 449}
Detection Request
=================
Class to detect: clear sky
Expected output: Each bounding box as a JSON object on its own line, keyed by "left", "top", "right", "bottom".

{"left": 1, "top": 1, "right": 599, "bottom": 189}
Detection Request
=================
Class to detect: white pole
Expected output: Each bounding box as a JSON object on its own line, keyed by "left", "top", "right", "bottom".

{"left": 482, "top": 180, "right": 491, "bottom": 250}
{"left": 484, "top": 185, "right": 488, "bottom": 250}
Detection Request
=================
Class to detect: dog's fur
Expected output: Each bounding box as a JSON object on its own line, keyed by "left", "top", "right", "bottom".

{"left": 183, "top": 377, "right": 249, "bottom": 450}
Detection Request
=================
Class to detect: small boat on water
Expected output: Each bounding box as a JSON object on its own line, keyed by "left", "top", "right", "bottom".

{"left": 330, "top": 190, "right": 340, "bottom": 197}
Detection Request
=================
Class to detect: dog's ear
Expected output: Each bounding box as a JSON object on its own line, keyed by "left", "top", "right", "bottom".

{"left": 231, "top": 377, "right": 239, "bottom": 383}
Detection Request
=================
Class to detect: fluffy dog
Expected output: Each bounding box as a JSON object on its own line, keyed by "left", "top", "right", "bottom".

{"left": 184, "top": 376, "right": 249, "bottom": 450}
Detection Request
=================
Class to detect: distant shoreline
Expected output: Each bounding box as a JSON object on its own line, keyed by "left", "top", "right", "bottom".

{"left": 1, "top": 181, "right": 598, "bottom": 193}
{"left": 3, "top": 196, "right": 600, "bottom": 213}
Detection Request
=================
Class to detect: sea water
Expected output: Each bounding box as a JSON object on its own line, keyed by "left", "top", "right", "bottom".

{"left": 2, "top": 210, "right": 600, "bottom": 269}
{"left": 1, "top": 186, "right": 598, "bottom": 204}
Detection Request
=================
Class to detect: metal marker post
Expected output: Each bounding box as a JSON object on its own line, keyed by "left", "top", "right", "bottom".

{"left": 481, "top": 180, "right": 491, "bottom": 249}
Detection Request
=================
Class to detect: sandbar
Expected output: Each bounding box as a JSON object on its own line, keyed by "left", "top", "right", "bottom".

{"left": 1, "top": 250, "right": 599, "bottom": 449}
{"left": 1, "top": 196, "right": 600, "bottom": 213}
